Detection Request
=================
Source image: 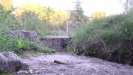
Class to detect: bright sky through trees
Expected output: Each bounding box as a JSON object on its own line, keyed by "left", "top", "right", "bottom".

{"left": 13, "top": 0, "right": 124, "bottom": 16}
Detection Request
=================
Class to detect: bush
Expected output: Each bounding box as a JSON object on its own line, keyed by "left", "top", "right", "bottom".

{"left": 0, "top": 35, "right": 55, "bottom": 54}
{"left": 24, "top": 40, "right": 55, "bottom": 53}
{"left": 72, "top": 10, "right": 133, "bottom": 65}
{"left": 0, "top": 35, "right": 26, "bottom": 53}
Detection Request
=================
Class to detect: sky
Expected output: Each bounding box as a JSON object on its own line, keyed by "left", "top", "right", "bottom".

{"left": 13, "top": 0, "right": 124, "bottom": 16}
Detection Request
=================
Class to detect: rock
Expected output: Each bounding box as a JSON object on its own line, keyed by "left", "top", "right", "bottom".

{"left": 0, "top": 52, "right": 29, "bottom": 72}
{"left": 7, "top": 30, "right": 38, "bottom": 41}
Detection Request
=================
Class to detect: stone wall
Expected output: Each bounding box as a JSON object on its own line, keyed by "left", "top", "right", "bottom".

{"left": 40, "top": 36, "right": 71, "bottom": 50}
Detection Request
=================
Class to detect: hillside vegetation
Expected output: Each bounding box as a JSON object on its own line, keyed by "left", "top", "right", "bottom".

{"left": 72, "top": 9, "right": 133, "bottom": 65}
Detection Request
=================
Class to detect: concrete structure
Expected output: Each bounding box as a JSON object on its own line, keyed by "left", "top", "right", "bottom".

{"left": 40, "top": 36, "right": 71, "bottom": 50}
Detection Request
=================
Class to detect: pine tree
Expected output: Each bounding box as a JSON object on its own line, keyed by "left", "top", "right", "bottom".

{"left": 74, "top": 0, "right": 84, "bottom": 16}
{"left": 71, "top": 0, "right": 87, "bottom": 22}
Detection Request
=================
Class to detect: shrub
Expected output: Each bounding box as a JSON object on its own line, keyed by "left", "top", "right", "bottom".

{"left": 0, "top": 35, "right": 25, "bottom": 53}
{"left": 72, "top": 10, "right": 133, "bottom": 65}
{"left": 0, "top": 35, "right": 55, "bottom": 54}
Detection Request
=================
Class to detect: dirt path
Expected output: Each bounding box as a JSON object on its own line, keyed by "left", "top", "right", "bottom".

{"left": 17, "top": 53, "right": 133, "bottom": 75}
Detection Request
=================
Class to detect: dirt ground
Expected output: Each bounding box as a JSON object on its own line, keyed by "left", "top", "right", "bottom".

{"left": 16, "top": 53, "right": 133, "bottom": 75}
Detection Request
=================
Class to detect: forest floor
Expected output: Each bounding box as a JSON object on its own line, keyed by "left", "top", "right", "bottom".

{"left": 17, "top": 52, "right": 133, "bottom": 75}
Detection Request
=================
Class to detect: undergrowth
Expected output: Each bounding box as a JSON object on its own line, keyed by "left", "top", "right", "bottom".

{"left": 72, "top": 9, "right": 133, "bottom": 65}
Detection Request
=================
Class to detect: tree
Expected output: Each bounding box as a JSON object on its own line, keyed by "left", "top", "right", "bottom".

{"left": 74, "top": 0, "right": 84, "bottom": 16}
{"left": 91, "top": 11, "right": 107, "bottom": 20}
{"left": 70, "top": 0, "right": 88, "bottom": 23}
{"left": 0, "top": 0, "right": 13, "bottom": 11}
{"left": 14, "top": 3, "right": 69, "bottom": 25}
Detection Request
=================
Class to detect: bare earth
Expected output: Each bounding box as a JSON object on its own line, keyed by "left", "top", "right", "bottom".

{"left": 17, "top": 53, "right": 133, "bottom": 75}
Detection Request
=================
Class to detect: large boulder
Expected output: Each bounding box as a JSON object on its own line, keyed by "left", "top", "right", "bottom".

{"left": 0, "top": 52, "right": 28, "bottom": 72}
{"left": 7, "top": 30, "right": 38, "bottom": 41}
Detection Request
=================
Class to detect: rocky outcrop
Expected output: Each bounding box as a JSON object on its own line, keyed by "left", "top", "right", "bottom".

{"left": 7, "top": 30, "right": 38, "bottom": 41}
{"left": 0, "top": 52, "right": 28, "bottom": 72}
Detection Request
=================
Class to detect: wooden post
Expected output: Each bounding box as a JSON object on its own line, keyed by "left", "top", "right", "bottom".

{"left": 66, "top": 21, "right": 69, "bottom": 36}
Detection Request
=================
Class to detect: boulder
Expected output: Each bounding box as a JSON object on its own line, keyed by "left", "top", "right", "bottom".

{"left": 0, "top": 52, "right": 28, "bottom": 72}
{"left": 7, "top": 30, "right": 38, "bottom": 41}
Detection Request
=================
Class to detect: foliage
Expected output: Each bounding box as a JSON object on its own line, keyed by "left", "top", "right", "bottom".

{"left": 0, "top": 1, "right": 64, "bottom": 54}
{"left": 14, "top": 3, "right": 69, "bottom": 25}
{"left": 67, "top": 0, "right": 88, "bottom": 36}
{"left": 74, "top": 0, "right": 84, "bottom": 16}
{"left": 0, "top": 35, "right": 25, "bottom": 53}
{"left": 0, "top": 5, "right": 48, "bottom": 36}
{"left": 12, "top": 3, "right": 70, "bottom": 35}
{"left": 0, "top": 35, "right": 54, "bottom": 54}
{"left": 0, "top": 0, "right": 13, "bottom": 11}
{"left": 72, "top": 10, "right": 133, "bottom": 65}
{"left": 0, "top": 5, "right": 21, "bottom": 33}
{"left": 16, "top": 38, "right": 26, "bottom": 50}
{"left": 20, "top": 12, "right": 49, "bottom": 36}
{"left": 71, "top": 0, "right": 88, "bottom": 23}
{"left": 23, "top": 39, "right": 55, "bottom": 53}
{"left": 91, "top": 11, "right": 107, "bottom": 20}
{"left": 0, "top": 3, "right": 56, "bottom": 54}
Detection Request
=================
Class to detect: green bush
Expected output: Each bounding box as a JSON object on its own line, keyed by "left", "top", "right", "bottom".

{"left": 0, "top": 35, "right": 26, "bottom": 53}
{"left": 72, "top": 10, "right": 133, "bottom": 65}
{"left": 0, "top": 35, "right": 55, "bottom": 54}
